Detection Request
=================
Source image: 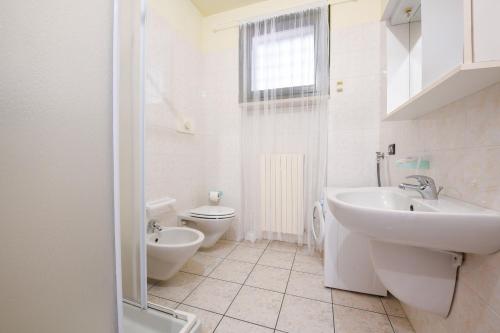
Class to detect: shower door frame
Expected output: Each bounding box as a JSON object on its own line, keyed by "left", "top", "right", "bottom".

{"left": 113, "top": 0, "right": 149, "bottom": 330}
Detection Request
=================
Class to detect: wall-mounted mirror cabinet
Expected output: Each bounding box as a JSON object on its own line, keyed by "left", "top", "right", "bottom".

{"left": 383, "top": 0, "right": 500, "bottom": 121}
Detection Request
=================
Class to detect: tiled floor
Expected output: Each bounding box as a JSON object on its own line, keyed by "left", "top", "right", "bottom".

{"left": 148, "top": 240, "right": 415, "bottom": 333}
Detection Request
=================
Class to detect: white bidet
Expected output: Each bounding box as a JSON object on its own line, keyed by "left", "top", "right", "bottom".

{"left": 147, "top": 227, "right": 204, "bottom": 280}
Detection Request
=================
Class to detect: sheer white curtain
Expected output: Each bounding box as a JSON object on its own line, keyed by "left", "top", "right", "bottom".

{"left": 239, "top": 6, "right": 330, "bottom": 247}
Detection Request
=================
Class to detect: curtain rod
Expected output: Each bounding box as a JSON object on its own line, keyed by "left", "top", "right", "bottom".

{"left": 212, "top": 0, "right": 357, "bottom": 33}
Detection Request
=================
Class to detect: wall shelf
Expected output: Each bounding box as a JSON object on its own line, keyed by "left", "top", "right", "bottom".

{"left": 384, "top": 61, "right": 500, "bottom": 121}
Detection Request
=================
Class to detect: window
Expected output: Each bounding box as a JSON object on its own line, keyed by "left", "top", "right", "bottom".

{"left": 252, "top": 25, "right": 315, "bottom": 91}
{"left": 239, "top": 7, "right": 329, "bottom": 102}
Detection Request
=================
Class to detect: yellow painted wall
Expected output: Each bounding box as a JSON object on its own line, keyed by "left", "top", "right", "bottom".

{"left": 149, "top": 0, "right": 203, "bottom": 48}
{"left": 201, "top": 0, "right": 384, "bottom": 52}
{"left": 332, "top": 0, "right": 383, "bottom": 28}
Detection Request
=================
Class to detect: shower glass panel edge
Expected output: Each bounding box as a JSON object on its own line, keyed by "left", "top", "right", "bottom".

{"left": 115, "top": 0, "right": 147, "bottom": 310}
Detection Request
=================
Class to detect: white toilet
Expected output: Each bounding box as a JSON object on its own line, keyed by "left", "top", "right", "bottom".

{"left": 178, "top": 205, "right": 235, "bottom": 249}
{"left": 147, "top": 225, "right": 204, "bottom": 280}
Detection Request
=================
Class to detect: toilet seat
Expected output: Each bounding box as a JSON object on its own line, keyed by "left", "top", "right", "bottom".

{"left": 178, "top": 206, "right": 236, "bottom": 248}
{"left": 189, "top": 205, "right": 235, "bottom": 219}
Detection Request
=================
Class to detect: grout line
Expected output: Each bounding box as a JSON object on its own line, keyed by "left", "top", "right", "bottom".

{"left": 147, "top": 294, "right": 180, "bottom": 308}
{"left": 149, "top": 255, "right": 394, "bottom": 329}
{"left": 198, "top": 242, "right": 241, "bottom": 259}
{"left": 167, "top": 269, "right": 333, "bottom": 303}
{"left": 211, "top": 240, "right": 272, "bottom": 332}
{"left": 386, "top": 314, "right": 397, "bottom": 333}
{"left": 150, "top": 286, "right": 394, "bottom": 318}
{"left": 224, "top": 314, "right": 277, "bottom": 330}
{"left": 150, "top": 250, "right": 247, "bottom": 315}
{"left": 147, "top": 274, "right": 212, "bottom": 304}
{"left": 380, "top": 297, "right": 408, "bottom": 319}
{"left": 176, "top": 303, "right": 224, "bottom": 331}
{"left": 380, "top": 296, "right": 389, "bottom": 315}
{"left": 331, "top": 271, "right": 335, "bottom": 332}
{"left": 151, "top": 241, "right": 399, "bottom": 331}
{"left": 332, "top": 300, "right": 335, "bottom": 333}
{"left": 274, "top": 244, "right": 297, "bottom": 330}
{"left": 173, "top": 274, "right": 207, "bottom": 305}
{"left": 332, "top": 303, "right": 391, "bottom": 316}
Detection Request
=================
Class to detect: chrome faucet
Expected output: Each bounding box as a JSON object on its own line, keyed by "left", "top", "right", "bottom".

{"left": 147, "top": 220, "right": 163, "bottom": 234}
{"left": 399, "top": 175, "right": 443, "bottom": 200}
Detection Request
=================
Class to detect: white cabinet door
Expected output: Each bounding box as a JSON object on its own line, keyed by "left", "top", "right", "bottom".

{"left": 421, "top": 0, "right": 464, "bottom": 87}
{"left": 473, "top": 0, "right": 500, "bottom": 62}
{"left": 386, "top": 23, "right": 410, "bottom": 113}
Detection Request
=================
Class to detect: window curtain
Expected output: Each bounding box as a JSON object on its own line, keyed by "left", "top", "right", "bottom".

{"left": 239, "top": 6, "right": 330, "bottom": 248}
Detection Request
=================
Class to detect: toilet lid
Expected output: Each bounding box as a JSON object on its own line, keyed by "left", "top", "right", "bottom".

{"left": 189, "top": 205, "right": 235, "bottom": 218}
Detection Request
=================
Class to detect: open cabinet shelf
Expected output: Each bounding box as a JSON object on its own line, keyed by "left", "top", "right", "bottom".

{"left": 384, "top": 61, "right": 500, "bottom": 121}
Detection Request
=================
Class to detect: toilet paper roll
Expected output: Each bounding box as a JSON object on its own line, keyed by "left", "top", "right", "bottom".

{"left": 209, "top": 191, "right": 222, "bottom": 203}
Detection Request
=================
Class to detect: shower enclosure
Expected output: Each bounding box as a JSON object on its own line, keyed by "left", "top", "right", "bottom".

{"left": 114, "top": 0, "right": 199, "bottom": 331}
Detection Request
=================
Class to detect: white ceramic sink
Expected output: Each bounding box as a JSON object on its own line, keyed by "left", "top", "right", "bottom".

{"left": 327, "top": 187, "right": 500, "bottom": 255}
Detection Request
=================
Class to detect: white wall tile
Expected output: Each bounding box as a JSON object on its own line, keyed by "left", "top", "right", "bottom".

{"left": 381, "top": 83, "right": 500, "bottom": 332}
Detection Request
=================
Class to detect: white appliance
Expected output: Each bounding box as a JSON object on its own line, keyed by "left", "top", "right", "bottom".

{"left": 322, "top": 187, "right": 387, "bottom": 296}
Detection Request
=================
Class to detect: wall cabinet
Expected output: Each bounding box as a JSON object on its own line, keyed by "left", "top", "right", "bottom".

{"left": 383, "top": 0, "right": 500, "bottom": 121}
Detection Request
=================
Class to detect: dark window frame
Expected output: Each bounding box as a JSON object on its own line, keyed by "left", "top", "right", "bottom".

{"left": 239, "top": 7, "right": 330, "bottom": 103}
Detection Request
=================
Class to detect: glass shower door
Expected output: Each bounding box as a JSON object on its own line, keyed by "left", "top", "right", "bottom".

{"left": 118, "top": 0, "right": 146, "bottom": 307}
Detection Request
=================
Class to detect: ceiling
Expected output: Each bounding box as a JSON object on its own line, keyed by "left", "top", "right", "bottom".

{"left": 191, "top": 0, "right": 268, "bottom": 16}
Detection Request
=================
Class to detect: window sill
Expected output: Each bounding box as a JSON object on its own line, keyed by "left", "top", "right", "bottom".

{"left": 239, "top": 94, "right": 330, "bottom": 110}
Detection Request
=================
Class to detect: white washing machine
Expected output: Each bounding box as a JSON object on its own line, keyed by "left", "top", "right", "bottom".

{"left": 317, "top": 187, "right": 386, "bottom": 296}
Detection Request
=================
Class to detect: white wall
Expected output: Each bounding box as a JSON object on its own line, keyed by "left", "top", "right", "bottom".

{"left": 200, "top": 0, "right": 384, "bottom": 226}
{"left": 144, "top": 0, "right": 384, "bottom": 240}
{"left": 328, "top": 21, "right": 383, "bottom": 187}
{"left": 145, "top": 0, "right": 207, "bottom": 227}
{"left": 0, "top": 1, "right": 117, "bottom": 332}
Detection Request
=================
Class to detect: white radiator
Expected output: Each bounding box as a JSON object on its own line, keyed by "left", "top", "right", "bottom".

{"left": 260, "top": 153, "right": 304, "bottom": 236}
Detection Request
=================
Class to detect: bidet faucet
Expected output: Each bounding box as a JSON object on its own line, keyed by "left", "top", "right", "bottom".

{"left": 399, "top": 175, "right": 443, "bottom": 200}
{"left": 147, "top": 220, "right": 163, "bottom": 234}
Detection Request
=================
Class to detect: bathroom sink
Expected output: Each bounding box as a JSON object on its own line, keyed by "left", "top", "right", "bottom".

{"left": 327, "top": 187, "right": 500, "bottom": 255}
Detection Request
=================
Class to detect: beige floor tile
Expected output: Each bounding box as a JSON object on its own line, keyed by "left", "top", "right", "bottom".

{"left": 227, "top": 245, "right": 265, "bottom": 263}
{"left": 332, "top": 289, "right": 385, "bottom": 314}
{"left": 292, "top": 254, "right": 323, "bottom": 275}
{"left": 227, "top": 286, "right": 283, "bottom": 328}
{"left": 240, "top": 239, "right": 270, "bottom": 249}
{"left": 268, "top": 240, "right": 297, "bottom": 253}
{"left": 181, "top": 253, "right": 223, "bottom": 276}
{"left": 245, "top": 265, "right": 290, "bottom": 293}
{"left": 215, "top": 317, "right": 273, "bottom": 333}
{"left": 296, "top": 245, "right": 322, "bottom": 256}
{"left": 177, "top": 304, "right": 222, "bottom": 333}
{"left": 209, "top": 259, "right": 254, "bottom": 284}
{"left": 389, "top": 316, "right": 415, "bottom": 333}
{"left": 258, "top": 249, "right": 295, "bottom": 269}
{"left": 334, "top": 304, "right": 393, "bottom": 333}
{"left": 148, "top": 295, "right": 179, "bottom": 309}
{"left": 183, "top": 278, "right": 241, "bottom": 314}
{"left": 382, "top": 293, "right": 406, "bottom": 317}
{"left": 276, "top": 294, "right": 334, "bottom": 333}
{"left": 286, "top": 271, "right": 331, "bottom": 303}
{"left": 199, "top": 240, "right": 239, "bottom": 258}
{"left": 149, "top": 272, "right": 204, "bottom": 302}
